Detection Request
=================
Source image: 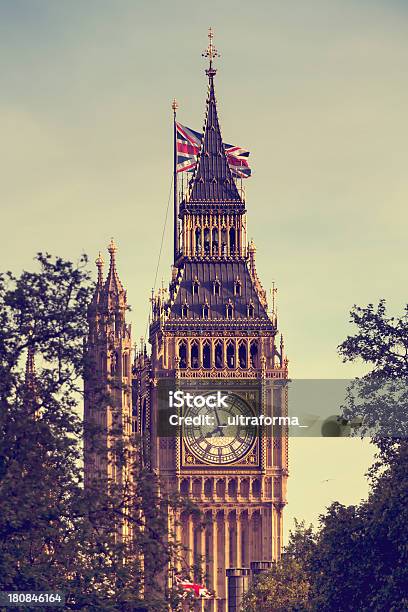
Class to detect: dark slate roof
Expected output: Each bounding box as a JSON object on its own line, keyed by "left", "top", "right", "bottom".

{"left": 168, "top": 261, "right": 271, "bottom": 323}
{"left": 187, "top": 73, "right": 242, "bottom": 204}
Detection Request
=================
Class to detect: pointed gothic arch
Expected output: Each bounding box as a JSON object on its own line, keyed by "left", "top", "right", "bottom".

{"left": 203, "top": 340, "right": 211, "bottom": 369}
{"left": 212, "top": 227, "right": 218, "bottom": 254}
{"left": 178, "top": 341, "right": 187, "bottom": 369}
{"left": 238, "top": 341, "right": 247, "bottom": 369}
{"left": 195, "top": 227, "right": 201, "bottom": 254}
{"left": 191, "top": 340, "right": 199, "bottom": 369}
{"left": 252, "top": 479, "right": 261, "bottom": 498}
{"left": 192, "top": 278, "right": 200, "bottom": 296}
{"left": 234, "top": 277, "right": 242, "bottom": 296}
{"left": 213, "top": 278, "right": 221, "bottom": 296}
{"left": 204, "top": 227, "right": 210, "bottom": 254}
{"left": 226, "top": 302, "right": 234, "bottom": 319}
{"left": 215, "top": 340, "right": 223, "bottom": 369}
{"left": 180, "top": 479, "right": 189, "bottom": 496}
{"left": 226, "top": 340, "right": 235, "bottom": 369}
{"left": 250, "top": 340, "right": 259, "bottom": 368}
{"left": 181, "top": 302, "right": 189, "bottom": 318}
{"left": 202, "top": 303, "right": 210, "bottom": 319}
{"left": 229, "top": 226, "right": 236, "bottom": 253}
{"left": 204, "top": 479, "right": 213, "bottom": 498}
{"left": 221, "top": 228, "right": 227, "bottom": 255}
{"left": 228, "top": 479, "right": 237, "bottom": 498}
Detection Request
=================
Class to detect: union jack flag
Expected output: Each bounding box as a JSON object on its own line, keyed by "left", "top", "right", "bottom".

{"left": 176, "top": 122, "right": 251, "bottom": 178}
{"left": 174, "top": 575, "right": 213, "bottom": 599}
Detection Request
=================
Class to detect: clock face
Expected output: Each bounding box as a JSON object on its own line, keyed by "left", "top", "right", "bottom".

{"left": 183, "top": 392, "right": 257, "bottom": 464}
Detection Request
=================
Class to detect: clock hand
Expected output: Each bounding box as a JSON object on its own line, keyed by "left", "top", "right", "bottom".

{"left": 206, "top": 427, "right": 218, "bottom": 437}
{"left": 207, "top": 424, "right": 226, "bottom": 437}
{"left": 214, "top": 407, "right": 221, "bottom": 426}
{"left": 211, "top": 407, "right": 226, "bottom": 436}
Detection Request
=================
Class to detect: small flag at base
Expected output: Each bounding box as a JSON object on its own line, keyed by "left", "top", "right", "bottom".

{"left": 175, "top": 574, "right": 213, "bottom": 599}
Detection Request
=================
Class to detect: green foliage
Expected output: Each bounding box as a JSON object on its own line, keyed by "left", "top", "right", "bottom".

{"left": 311, "top": 444, "right": 408, "bottom": 611}
{"left": 0, "top": 253, "right": 192, "bottom": 611}
{"left": 338, "top": 300, "right": 408, "bottom": 379}
{"left": 242, "top": 522, "right": 315, "bottom": 612}
{"left": 338, "top": 300, "right": 408, "bottom": 460}
{"left": 243, "top": 300, "right": 408, "bottom": 612}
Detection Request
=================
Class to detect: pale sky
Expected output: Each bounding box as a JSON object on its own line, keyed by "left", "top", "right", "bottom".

{"left": 1, "top": 0, "right": 407, "bottom": 538}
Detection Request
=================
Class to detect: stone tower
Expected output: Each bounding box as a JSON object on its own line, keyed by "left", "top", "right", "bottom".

{"left": 84, "top": 240, "right": 133, "bottom": 491}
{"left": 132, "top": 35, "right": 289, "bottom": 612}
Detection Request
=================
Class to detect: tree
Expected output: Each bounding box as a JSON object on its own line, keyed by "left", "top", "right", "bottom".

{"left": 0, "top": 253, "right": 193, "bottom": 611}
{"left": 310, "top": 447, "right": 408, "bottom": 611}
{"left": 241, "top": 521, "right": 316, "bottom": 612}
{"left": 0, "top": 253, "right": 93, "bottom": 595}
{"left": 243, "top": 300, "right": 408, "bottom": 612}
{"left": 338, "top": 300, "right": 408, "bottom": 460}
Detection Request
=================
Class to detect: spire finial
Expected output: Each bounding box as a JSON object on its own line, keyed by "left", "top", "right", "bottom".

{"left": 95, "top": 251, "right": 104, "bottom": 284}
{"left": 271, "top": 281, "right": 277, "bottom": 314}
{"left": 172, "top": 98, "right": 178, "bottom": 117}
{"left": 202, "top": 27, "right": 219, "bottom": 75}
{"left": 108, "top": 238, "right": 117, "bottom": 261}
{"left": 108, "top": 238, "right": 117, "bottom": 257}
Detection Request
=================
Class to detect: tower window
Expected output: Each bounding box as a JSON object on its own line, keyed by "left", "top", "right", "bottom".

{"left": 204, "top": 479, "right": 213, "bottom": 497}
{"left": 239, "top": 342, "right": 247, "bottom": 369}
{"left": 226, "top": 303, "right": 234, "bottom": 319}
{"left": 204, "top": 228, "right": 210, "bottom": 254}
{"left": 234, "top": 278, "right": 242, "bottom": 296}
{"left": 250, "top": 340, "right": 259, "bottom": 368}
{"left": 226, "top": 341, "right": 235, "bottom": 369}
{"left": 215, "top": 341, "right": 223, "bottom": 369}
{"left": 192, "top": 278, "right": 200, "bottom": 296}
{"left": 191, "top": 341, "right": 199, "bottom": 369}
{"left": 203, "top": 342, "right": 211, "bottom": 369}
{"left": 202, "top": 303, "right": 210, "bottom": 319}
{"left": 181, "top": 303, "right": 189, "bottom": 318}
{"left": 247, "top": 302, "right": 255, "bottom": 317}
{"left": 180, "top": 479, "right": 189, "bottom": 495}
{"left": 229, "top": 227, "right": 236, "bottom": 254}
{"left": 221, "top": 228, "right": 227, "bottom": 255}
{"left": 195, "top": 228, "right": 201, "bottom": 254}
{"left": 178, "top": 342, "right": 187, "bottom": 369}
{"left": 212, "top": 228, "right": 218, "bottom": 254}
{"left": 213, "top": 279, "right": 221, "bottom": 296}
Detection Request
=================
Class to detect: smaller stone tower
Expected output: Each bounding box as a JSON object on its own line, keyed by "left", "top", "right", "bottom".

{"left": 83, "top": 240, "right": 133, "bottom": 489}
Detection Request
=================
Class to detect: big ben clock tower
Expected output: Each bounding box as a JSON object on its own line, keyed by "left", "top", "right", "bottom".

{"left": 133, "top": 31, "right": 288, "bottom": 612}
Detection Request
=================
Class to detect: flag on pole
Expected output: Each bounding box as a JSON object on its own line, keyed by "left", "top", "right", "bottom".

{"left": 176, "top": 122, "right": 251, "bottom": 178}
{"left": 174, "top": 575, "right": 213, "bottom": 599}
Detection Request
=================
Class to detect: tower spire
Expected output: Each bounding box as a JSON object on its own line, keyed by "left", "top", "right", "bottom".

{"left": 100, "top": 238, "right": 127, "bottom": 311}
{"left": 25, "top": 344, "right": 36, "bottom": 391}
{"left": 187, "top": 29, "right": 242, "bottom": 204}
{"left": 88, "top": 251, "right": 106, "bottom": 317}
{"left": 24, "top": 341, "right": 38, "bottom": 412}
{"left": 95, "top": 251, "right": 104, "bottom": 286}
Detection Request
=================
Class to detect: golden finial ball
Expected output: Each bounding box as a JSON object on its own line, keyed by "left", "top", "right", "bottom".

{"left": 95, "top": 252, "right": 104, "bottom": 268}
{"left": 108, "top": 238, "right": 117, "bottom": 255}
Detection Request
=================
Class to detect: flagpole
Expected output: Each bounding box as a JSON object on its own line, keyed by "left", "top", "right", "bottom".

{"left": 172, "top": 98, "right": 179, "bottom": 262}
